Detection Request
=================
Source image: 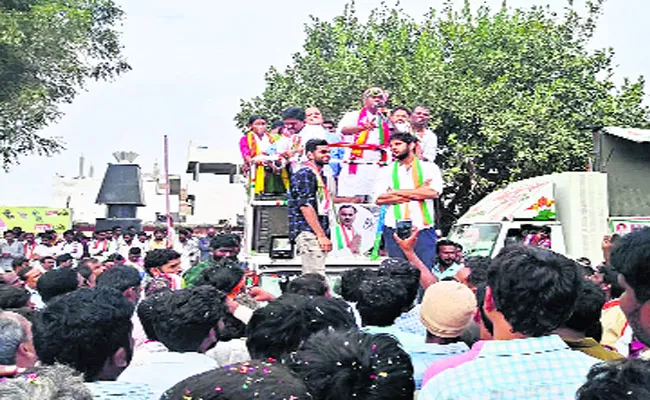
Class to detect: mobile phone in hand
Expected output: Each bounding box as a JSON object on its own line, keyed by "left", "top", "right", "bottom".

{"left": 396, "top": 220, "right": 413, "bottom": 240}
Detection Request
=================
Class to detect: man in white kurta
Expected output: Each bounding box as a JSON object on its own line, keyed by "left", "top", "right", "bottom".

{"left": 337, "top": 87, "right": 392, "bottom": 199}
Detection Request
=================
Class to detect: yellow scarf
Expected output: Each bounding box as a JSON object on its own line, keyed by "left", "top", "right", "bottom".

{"left": 247, "top": 131, "right": 289, "bottom": 194}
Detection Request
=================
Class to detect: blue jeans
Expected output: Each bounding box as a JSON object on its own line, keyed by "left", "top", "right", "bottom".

{"left": 383, "top": 227, "right": 437, "bottom": 270}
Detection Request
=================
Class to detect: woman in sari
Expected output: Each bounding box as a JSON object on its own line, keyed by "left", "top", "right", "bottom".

{"left": 239, "top": 115, "right": 289, "bottom": 195}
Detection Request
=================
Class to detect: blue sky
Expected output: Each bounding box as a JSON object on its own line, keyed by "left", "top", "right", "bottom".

{"left": 2, "top": 0, "right": 648, "bottom": 206}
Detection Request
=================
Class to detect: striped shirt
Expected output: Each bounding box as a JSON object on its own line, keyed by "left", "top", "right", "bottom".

{"left": 420, "top": 335, "right": 599, "bottom": 400}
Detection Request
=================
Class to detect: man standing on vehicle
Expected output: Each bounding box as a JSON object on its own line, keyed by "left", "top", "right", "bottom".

{"left": 374, "top": 133, "right": 443, "bottom": 269}
{"left": 410, "top": 106, "right": 438, "bottom": 163}
{"left": 338, "top": 87, "right": 391, "bottom": 199}
{"left": 288, "top": 139, "right": 333, "bottom": 275}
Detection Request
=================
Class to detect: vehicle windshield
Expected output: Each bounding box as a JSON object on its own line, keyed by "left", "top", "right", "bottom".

{"left": 448, "top": 223, "right": 501, "bottom": 258}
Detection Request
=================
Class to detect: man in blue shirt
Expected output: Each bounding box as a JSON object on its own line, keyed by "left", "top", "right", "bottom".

{"left": 197, "top": 227, "right": 217, "bottom": 262}
{"left": 287, "top": 139, "right": 333, "bottom": 275}
{"left": 421, "top": 245, "right": 598, "bottom": 399}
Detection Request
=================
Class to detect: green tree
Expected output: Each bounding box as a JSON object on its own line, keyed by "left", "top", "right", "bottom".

{"left": 236, "top": 0, "right": 650, "bottom": 232}
{"left": 0, "top": 0, "right": 130, "bottom": 169}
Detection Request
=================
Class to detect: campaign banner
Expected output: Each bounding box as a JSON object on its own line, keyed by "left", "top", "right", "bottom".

{"left": 0, "top": 207, "right": 72, "bottom": 233}
{"left": 610, "top": 217, "right": 650, "bottom": 236}
{"left": 330, "top": 204, "right": 381, "bottom": 258}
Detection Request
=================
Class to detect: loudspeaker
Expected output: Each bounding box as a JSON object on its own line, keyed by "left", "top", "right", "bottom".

{"left": 252, "top": 206, "right": 289, "bottom": 253}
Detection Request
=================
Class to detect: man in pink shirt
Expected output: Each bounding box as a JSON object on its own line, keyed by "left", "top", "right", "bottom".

{"left": 421, "top": 284, "right": 493, "bottom": 386}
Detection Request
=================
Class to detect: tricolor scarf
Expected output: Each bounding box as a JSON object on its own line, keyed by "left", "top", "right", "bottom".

{"left": 335, "top": 225, "right": 356, "bottom": 250}
{"left": 247, "top": 131, "right": 289, "bottom": 194}
{"left": 349, "top": 108, "right": 390, "bottom": 174}
{"left": 304, "top": 161, "right": 331, "bottom": 216}
{"left": 392, "top": 158, "right": 434, "bottom": 226}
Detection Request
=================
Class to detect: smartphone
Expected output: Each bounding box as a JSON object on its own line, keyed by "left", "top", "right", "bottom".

{"left": 396, "top": 220, "right": 413, "bottom": 240}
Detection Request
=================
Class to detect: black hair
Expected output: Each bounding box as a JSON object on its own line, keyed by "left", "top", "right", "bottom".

{"left": 96, "top": 265, "right": 142, "bottom": 293}
{"left": 338, "top": 204, "right": 357, "bottom": 214}
{"left": 271, "top": 120, "right": 284, "bottom": 130}
{"left": 210, "top": 234, "right": 240, "bottom": 250}
{"left": 153, "top": 228, "right": 166, "bottom": 235}
{"left": 112, "top": 226, "right": 121, "bottom": 232}
{"left": 36, "top": 269, "right": 80, "bottom": 303}
{"left": 284, "top": 273, "right": 328, "bottom": 297}
{"left": 337, "top": 268, "right": 375, "bottom": 303}
{"left": 246, "top": 294, "right": 356, "bottom": 360}
{"left": 455, "top": 243, "right": 463, "bottom": 252}
{"left": 488, "top": 245, "right": 582, "bottom": 337}
{"left": 149, "top": 286, "right": 226, "bottom": 352}
{"left": 162, "top": 360, "right": 310, "bottom": 400}
{"left": 218, "top": 313, "right": 247, "bottom": 341}
{"left": 577, "top": 358, "right": 650, "bottom": 400}
{"left": 378, "top": 258, "right": 420, "bottom": 306}
{"left": 291, "top": 329, "right": 415, "bottom": 400}
{"left": 33, "top": 288, "right": 134, "bottom": 381}
{"left": 611, "top": 228, "right": 650, "bottom": 303}
{"left": 323, "top": 119, "right": 335, "bottom": 126}
{"left": 63, "top": 230, "right": 75, "bottom": 237}
{"left": 11, "top": 257, "right": 28, "bottom": 270}
{"left": 17, "top": 266, "right": 33, "bottom": 282}
{"left": 0, "top": 285, "right": 31, "bottom": 309}
{"left": 391, "top": 105, "right": 411, "bottom": 115}
{"left": 128, "top": 247, "right": 142, "bottom": 256}
{"left": 305, "top": 138, "right": 328, "bottom": 154}
{"left": 465, "top": 256, "right": 491, "bottom": 287}
{"left": 356, "top": 276, "right": 410, "bottom": 327}
{"left": 136, "top": 292, "right": 170, "bottom": 341}
{"left": 75, "top": 265, "right": 92, "bottom": 281}
{"left": 105, "top": 253, "right": 125, "bottom": 264}
{"left": 281, "top": 106, "right": 306, "bottom": 121}
{"left": 143, "top": 249, "right": 181, "bottom": 275}
{"left": 436, "top": 239, "right": 458, "bottom": 252}
{"left": 563, "top": 280, "right": 606, "bottom": 333}
{"left": 137, "top": 231, "right": 148, "bottom": 237}
{"left": 41, "top": 233, "right": 54, "bottom": 241}
{"left": 389, "top": 132, "right": 417, "bottom": 144}
{"left": 195, "top": 260, "right": 245, "bottom": 293}
{"left": 55, "top": 253, "right": 73, "bottom": 264}
{"left": 247, "top": 115, "right": 266, "bottom": 126}
{"left": 41, "top": 256, "right": 55, "bottom": 263}
{"left": 122, "top": 231, "right": 133, "bottom": 238}
{"left": 475, "top": 285, "right": 494, "bottom": 336}
{"left": 601, "top": 264, "right": 624, "bottom": 299}
{"left": 177, "top": 228, "right": 190, "bottom": 236}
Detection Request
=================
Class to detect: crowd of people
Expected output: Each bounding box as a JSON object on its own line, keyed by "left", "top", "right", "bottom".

{"left": 2, "top": 215, "right": 650, "bottom": 398}
{"left": 241, "top": 86, "right": 445, "bottom": 274}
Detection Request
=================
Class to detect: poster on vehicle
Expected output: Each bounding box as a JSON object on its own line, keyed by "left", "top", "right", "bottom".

{"left": 330, "top": 204, "right": 381, "bottom": 257}
{"left": 0, "top": 207, "right": 72, "bottom": 233}
{"left": 609, "top": 217, "right": 650, "bottom": 236}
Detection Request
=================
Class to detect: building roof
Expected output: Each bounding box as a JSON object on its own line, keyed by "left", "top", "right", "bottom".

{"left": 185, "top": 141, "right": 240, "bottom": 175}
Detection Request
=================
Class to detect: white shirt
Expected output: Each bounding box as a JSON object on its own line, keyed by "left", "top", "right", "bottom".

{"left": 338, "top": 110, "right": 384, "bottom": 162}
{"left": 89, "top": 239, "right": 111, "bottom": 258}
{"left": 373, "top": 160, "right": 444, "bottom": 229}
{"left": 415, "top": 128, "right": 438, "bottom": 162}
{"left": 0, "top": 239, "right": 24, "bottom": 271}
{"left": 118, "top": 351, "right": 218, "bottom": 400}
{"left": 58, "top": 241, "right": 83, "bottom": 260}
{"left": 33, "top": 244, "right": 58, "bottom": 258}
